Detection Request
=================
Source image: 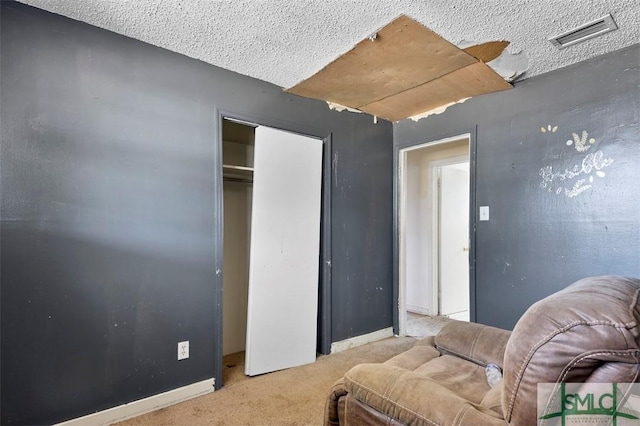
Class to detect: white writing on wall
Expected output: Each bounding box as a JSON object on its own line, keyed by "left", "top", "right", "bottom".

{"left": 538, "top": 126, "right": 614, "bottom": 198}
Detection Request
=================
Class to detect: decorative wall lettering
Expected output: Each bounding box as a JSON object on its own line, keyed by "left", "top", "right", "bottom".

{"left": 538, "top": 126, "right": 614, "bottom": 198}
{"left": 540, "top": 124, "right": 558, "bottom": 133}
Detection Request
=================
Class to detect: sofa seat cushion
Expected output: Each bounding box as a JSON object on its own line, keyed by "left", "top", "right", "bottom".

{"left": 343, "top": 363, "right": 506, "bottom": 425}
{"left": 413, "top": 355, "right": 490, "bottom": 404}
{"left": 339, "top": 327, "right": 507, "bottom": 423}
{"left": 384, "top": 336, "right": 441, "bottom": 370}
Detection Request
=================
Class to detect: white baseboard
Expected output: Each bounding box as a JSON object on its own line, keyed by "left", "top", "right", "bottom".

{"left": 406, "top": 305, "right": 433, "bottom": 315}
{"left": 330, "top": 327, "right": 394, "bottom": 354}
{"left": 55, "top": 378, "right": 215, "bottom": 426}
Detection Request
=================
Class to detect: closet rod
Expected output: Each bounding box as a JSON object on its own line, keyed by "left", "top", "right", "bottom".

{"left": 223, "top": 164, "right": 254, "bottom": 172}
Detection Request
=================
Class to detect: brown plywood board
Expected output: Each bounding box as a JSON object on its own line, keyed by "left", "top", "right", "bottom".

{"left": 285, "top": 15, "right": 477, "bottom": 108}
{"left": 463, "top": 40, "right": 510, "bottom": 63}
{"left": 359, "top": 62, "right": 512, "bottom": 122}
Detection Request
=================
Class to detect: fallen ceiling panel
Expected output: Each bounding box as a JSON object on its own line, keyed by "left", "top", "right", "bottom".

{"left": 286, "top": 15, "right": 512, "bottom": 121}
{"left": 360, "top": 62, "right": 512, "bottom": 121}
{"left": 286, "top": 15, "right": 476, "bottom": 108}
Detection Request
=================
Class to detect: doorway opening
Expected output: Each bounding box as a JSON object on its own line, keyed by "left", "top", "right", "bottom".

{"left": 398, "top": 134, "right": 472, "bottom": 337}
{"left": 221, "top": 118, "right": 324, "bottom": 382}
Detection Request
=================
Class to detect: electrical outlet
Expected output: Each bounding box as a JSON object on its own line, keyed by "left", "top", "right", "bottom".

{"left": 178, "top": 341, "right": 189, "bottom": 360}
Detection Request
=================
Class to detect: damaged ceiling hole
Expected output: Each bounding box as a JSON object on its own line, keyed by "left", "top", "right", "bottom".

{"left": 286, "top": 15, "right": 529, "bottom": 122}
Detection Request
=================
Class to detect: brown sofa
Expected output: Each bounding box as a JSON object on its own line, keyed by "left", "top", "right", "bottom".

{"left": 325, "top": 276, "right": 640, "bottom": 425}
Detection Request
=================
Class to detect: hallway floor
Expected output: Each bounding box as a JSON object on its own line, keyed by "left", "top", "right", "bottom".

{"left": 406, "top": 312, "right": 455, "bottom": 337}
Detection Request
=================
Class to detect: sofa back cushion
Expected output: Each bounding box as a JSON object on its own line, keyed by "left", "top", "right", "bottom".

{"left": 502, "top": 276, "right": 640, "bottom": 425}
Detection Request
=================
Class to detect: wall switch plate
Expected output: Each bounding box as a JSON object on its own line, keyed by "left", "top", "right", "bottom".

{"left": 479, "top": 206, "right": 490, "bottom": 221}
{"left": 178, "top": 341, "right": 189, "bottom": 360}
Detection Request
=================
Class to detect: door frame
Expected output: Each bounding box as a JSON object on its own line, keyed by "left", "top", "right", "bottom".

{"left": 393, "top": 127, "right": 477, "bottom": 335}
{"left": 213, "top": 107, "right": 332, "bottom": 388}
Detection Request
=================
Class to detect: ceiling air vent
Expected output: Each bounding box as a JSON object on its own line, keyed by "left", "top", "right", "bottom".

{"left": 549, "top": 14, "right": 618, "bottom": 49}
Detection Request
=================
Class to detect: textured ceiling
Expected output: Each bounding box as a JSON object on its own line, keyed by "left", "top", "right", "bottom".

{"left": 18, "top": 0, "right": 640, "bottom": 89}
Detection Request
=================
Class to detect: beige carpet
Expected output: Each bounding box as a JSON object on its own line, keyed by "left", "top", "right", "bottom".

{"left": 114, "top": 336, "right": 417, "bottom": 426}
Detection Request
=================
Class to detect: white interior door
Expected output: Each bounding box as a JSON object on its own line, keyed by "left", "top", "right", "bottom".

{"left": 245, "top": 126, "right": 322, "bottom": 376}
{"left": 439, "top": 163, "right": 470, "bottom": 320}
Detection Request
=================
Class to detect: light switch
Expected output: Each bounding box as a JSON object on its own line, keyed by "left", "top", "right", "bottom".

{"left": 479, "top": 206, "right": 490, "bottom": 221}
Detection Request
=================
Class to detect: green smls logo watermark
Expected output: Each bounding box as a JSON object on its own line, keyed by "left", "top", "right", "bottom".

{"left": 538, "top": 383, "right": 640, "bottom": 425}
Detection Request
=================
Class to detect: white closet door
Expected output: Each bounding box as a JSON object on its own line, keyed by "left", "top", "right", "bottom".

{"left": 244, "top": 126, "right": 322, "bottom": 376}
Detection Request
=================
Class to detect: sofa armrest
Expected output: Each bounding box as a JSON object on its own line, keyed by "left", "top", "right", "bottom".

{"left": 324, "top": 377, "right": 348, "bottom": 426}
{"left": 344, "top": 363, "right": 506, "bottom": 425}
{"left": 435, "top": 321, "right": 510, "bottom": 368}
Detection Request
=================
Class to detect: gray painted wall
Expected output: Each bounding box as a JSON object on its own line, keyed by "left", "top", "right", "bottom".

{"left": 395, "top": 43, "right": 640, "bottom": 330}
{"left": 0, "top": 2, "right": 393, "bottom": 424}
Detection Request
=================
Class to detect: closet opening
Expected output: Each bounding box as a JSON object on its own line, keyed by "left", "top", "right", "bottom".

{"left": 221, "top": 118, "right": 325, "bottom": 383}
{"left": 222, "top": 119, "right": 254, "bottom": 383}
